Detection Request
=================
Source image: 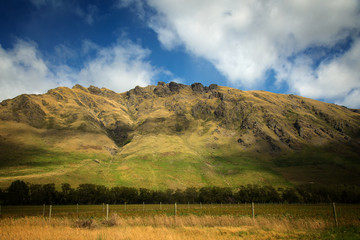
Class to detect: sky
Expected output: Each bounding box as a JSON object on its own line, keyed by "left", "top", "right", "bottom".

{"left": 0, "top": 0, "right": 359, "bottom": 108}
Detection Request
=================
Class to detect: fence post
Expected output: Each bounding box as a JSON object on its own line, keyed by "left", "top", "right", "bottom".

{"left": 124, "top": 202, "right": 127, "bottom": 212}
{"left": 332, "top": 202, "right": 338, "bottom": 227}
{"left": 49, "top": 205, "right": 52, "bottom": 220}
{"left": 174, "top": 202, "right": 177, "bottom": 216}
{"left": 106, "top": 204, "right": 109, "bottom": 220}
{"left": 188, "top": 202, "right": 190, "bottom": 210}
{"left": 103, "top": 203, "right": 105, "bottom": 212}
{"left": 160, "top": 202, "right": 162, "bottom": 210}
{"left": 251, "top": 202, "right": 255, "bottom": 219}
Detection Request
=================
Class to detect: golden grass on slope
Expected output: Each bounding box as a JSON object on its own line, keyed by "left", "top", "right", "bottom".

{"left": 0, "top": 215, "right": 338, "bottom": 240}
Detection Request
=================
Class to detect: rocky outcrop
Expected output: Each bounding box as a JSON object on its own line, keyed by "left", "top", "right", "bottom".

{"left": 209, "top": 91, "right": 225, "bottom": 100}
{"left": 294, "top": 119, "right": 303, "bottom": 138}
{"left": 72, "top": 84, "right": 89, "bottom": 92}
{"left": 154, "top": 85, "right": 171, "bottom": 97}
{"left": 191, "top": 101, "right": 214, "bottom": 120}
{"left": 88, "top": 85, "right": 102, "bottom": 95}
{"left": 214, "top": 102, "right": 227, "bottom": 118}
{"left": 168, "top": 82, "right": 181, "bottom": 92}
{"left": 191, "top": 83, "right": 205, "bottom": 93}
{"left": 209, "top": 84, "right": 218, "bottom": 90}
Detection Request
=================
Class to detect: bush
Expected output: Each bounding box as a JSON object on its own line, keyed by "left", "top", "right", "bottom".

{"left": 73, "top": 218, "right": 98, "bottom": 229}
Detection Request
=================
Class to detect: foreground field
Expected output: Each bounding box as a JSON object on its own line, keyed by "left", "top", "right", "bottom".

{"left": 1, "top": 204, "right": 359, "bottom": 239}
{"left": 0, "top": 215, "right": 359, "bottom": 240}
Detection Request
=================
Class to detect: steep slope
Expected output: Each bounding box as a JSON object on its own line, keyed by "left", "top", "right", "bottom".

{"left": 0, "top": 82, "right": 359, "bottom": 189}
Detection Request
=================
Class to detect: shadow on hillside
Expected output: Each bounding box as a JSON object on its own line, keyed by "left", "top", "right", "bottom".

{"left": 0, "top": 141, "right": 67, "bottom": 168}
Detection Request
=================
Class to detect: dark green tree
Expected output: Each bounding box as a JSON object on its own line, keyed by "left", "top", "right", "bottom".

{"left": 139, "top": 188, "right": 152, "bottom": 203}
{"left": 7, "top": 180, "right": 29, "bottom": 205}
{"left": 184, "top": 187, "right": 198, "bottom": 203}
{"left": 43, "top": 183, "right": 57, "bottom": 204}
{"left": 29, "top": 184, "right": 45, "bottom": 204}
{"left": 282, "top": 188, "right": 303, "bottom": 203}
{"left": 60, "top": 183, "right": 75, "bottom": 204}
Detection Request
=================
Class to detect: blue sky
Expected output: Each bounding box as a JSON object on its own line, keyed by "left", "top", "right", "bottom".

{"left": 0, "top": 0, "right": 359, "bottom": 108}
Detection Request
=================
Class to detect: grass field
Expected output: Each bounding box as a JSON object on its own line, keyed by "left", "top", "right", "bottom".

{"left": 1, "top": 204, "right": 360, "bottom": 239}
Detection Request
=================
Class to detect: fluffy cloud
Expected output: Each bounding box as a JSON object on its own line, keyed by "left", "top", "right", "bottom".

{"left": 0, "top": 39, "right": 157, "bottom": 101}
{"left": 145, "top": 0, "right": 360, "bottom": 106}
{"left": 75, "top": 39, "right": 157, "bottom": 91}
{"left": 281, "top": 38, "right": 360, "bottom": 107}
{"left": 0, "top": 40, "right": 62, "bottom": 100}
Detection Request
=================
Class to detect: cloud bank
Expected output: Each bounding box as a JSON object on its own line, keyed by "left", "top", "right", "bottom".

{"left": 146, "top": 0, "right": 360, "bottom": 107}
{"left": 0, "top": 39, "right": 157, "bottom": 101}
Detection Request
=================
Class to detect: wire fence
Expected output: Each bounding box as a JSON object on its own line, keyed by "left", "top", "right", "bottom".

{"left": 1, "top": 203, "right": 360, "bottom": 225}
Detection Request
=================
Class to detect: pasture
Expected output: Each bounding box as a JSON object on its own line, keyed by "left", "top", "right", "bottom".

{"left": 1, "top": 203, "right": 359, "bottom": 239}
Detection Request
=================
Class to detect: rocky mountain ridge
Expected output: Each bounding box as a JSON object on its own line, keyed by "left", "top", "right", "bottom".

{"left": 0, "top": 82, "right": 359, "bottom": 188}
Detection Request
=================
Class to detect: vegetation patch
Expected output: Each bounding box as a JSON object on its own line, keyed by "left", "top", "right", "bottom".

{"left": 73, "top": 217, "right": 99, "bottom": 229}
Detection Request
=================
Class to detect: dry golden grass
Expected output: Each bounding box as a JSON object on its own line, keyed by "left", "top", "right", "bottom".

{"left": 0, "top": 214, "right": 339, "bottom": 240}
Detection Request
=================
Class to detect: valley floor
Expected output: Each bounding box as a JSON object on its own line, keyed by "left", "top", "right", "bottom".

{"left": 1, "top": 215, "right": 359, "bottom": 240}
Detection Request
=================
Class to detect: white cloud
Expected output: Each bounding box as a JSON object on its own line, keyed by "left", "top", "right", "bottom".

{"left": 116, "top": 0, "right": 146, "bottom": 20}
{"left": 0, "top": 39, "right": 158, "bottom": 101}
{"left": 281, "top": 38, "right": 360, "bottom": 107}
{"left": 0, "top": 40, "right": 62, "bottom": 100}
{"left": 75, "top": 39, "right": 157, "bottom": 91}
{"left": 337, "top": 90, "right": 360, "bottom": 109}
{"left": 145, "top": 0, "right": 360, "bottom": 107}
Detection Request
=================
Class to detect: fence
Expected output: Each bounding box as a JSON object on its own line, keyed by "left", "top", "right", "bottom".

{"left": 1, "top": 203, "right": 358, "bottom": 226}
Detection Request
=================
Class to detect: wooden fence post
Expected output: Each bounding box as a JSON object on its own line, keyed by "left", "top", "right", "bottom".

{"left": 174, "top": 202, "right": 177, "bottom": 216}
{"left": 124, "top": 202, "right": 127, "bottom": 211}
{"left": 251, "top": 202, "right": 255, "bottom": 219}
{"left": 106, "top": 204, "right": 109, "bottom": 221}
{"left": 160, "top": 202, "right": 162, "bottom": 210}
{"left": 49, "top": 205, "right": 52, "bottom": 220}
{"left": 332, "top": 202, "right": 338, "bottom": 227}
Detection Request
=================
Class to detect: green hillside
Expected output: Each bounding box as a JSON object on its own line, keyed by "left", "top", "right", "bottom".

{"left": 0, "top": 82, "right": 359, "bottom": 189}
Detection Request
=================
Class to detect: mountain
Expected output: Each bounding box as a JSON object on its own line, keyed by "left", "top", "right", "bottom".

{"left": 0, "top": 82, "right": 360, "bottom": 189}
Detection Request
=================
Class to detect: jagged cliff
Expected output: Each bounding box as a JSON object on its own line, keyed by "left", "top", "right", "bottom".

{"left": 0, "top": 82, "right": 359, "bottom": 189}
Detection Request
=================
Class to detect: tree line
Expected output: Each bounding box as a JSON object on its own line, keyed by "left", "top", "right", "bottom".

{"left": 1, "top": 180, "right": 360, "bottom": 205}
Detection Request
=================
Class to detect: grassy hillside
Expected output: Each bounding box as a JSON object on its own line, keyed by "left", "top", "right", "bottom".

{"left": 0, "top": 82, "right": 359, "bottom": 189}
